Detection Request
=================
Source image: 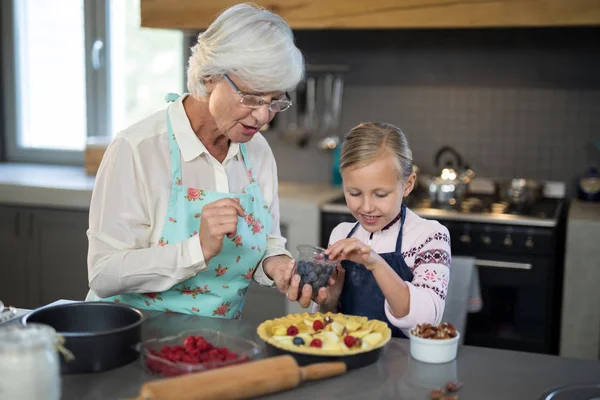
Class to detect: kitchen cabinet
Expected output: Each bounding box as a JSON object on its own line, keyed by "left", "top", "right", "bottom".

{"left": 243, "top": 283, "right": 287, "bottom": 322}
{"left": 0, "top": 207, "right": 29, "bottom": 308}
{"left": 0, "top": 205, "right": 89, "bottom": 309}
{"left": 30, "top": 209, "right": 90, "bottom": 306}
{"left": 141, "top": 0, "right": 600, "bottom": 30}
{"left": 560, "top": 200, "right": 600, "bottom": 360}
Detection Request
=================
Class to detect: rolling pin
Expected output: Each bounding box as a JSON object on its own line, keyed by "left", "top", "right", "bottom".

{"left": 134, "top": 355, "right": 346, "bottom": 400}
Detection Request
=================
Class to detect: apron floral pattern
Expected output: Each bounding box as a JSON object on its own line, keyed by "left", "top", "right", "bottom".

{"left": 88, "top": 94, "right": 272, "bottom": 319}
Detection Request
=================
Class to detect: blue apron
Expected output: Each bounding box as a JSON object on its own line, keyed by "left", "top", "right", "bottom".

{"left": 339, "top": 204, "right": 414, "bottom": 338}
{"left": 88, "top": 93, "right": 272, "bottom": 319}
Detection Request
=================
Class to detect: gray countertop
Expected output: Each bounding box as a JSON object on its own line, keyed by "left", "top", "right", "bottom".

{"left": 46, "top": 311, "right": 600, "bottom": 400}
{"left": 0, "top": 163, "right": 95, "bottom": 210}
{"left": 0, "top": 163, "right": 342, "bottom": 209}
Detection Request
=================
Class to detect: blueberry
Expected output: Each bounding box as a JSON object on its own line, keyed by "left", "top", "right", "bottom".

{"left": 293, "top": 337, "right": 305, "bottom": 346}
{"left": 297, "top": 261, "right": 308, "bottom": 275}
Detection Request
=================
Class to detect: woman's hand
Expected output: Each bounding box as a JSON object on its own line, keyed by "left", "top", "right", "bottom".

{"left": 263, "top": 255, "right": 313, "bottom": 308}
{"left": 325, "top": 238, "right": 384, "bottom": 271}
{"left": 199, "top": 198, "right": 246, "bottom": 262}
{"left": 315, "top": 264, "right": 345, "bottom": 313}
{"left": 264, "top": 255, "right": 335, "bottom": 308}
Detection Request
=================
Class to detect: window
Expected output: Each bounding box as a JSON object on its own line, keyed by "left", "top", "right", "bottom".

{"left": 2, "top": 0, "right": 184, "bottom": 164}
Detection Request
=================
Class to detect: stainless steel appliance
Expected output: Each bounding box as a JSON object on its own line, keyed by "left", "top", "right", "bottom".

{"left": 496, "top": 178, "right": 544, "bottom": 206}
{"left": 428, "top": 146, "right": 475, "bottom": 207}
{"left": 320, "top": 180, "right": 567, "bottom": 355}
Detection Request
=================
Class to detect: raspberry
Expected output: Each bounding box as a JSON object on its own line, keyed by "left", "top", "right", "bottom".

{"left": 183, "top": 336, "right": 196, "bottom": 349}
{"left": 312, "top": 320, "right": 324, "bottom": 331}
{"left": 196, "top": 336, "right": 209, "bottom": 348}
{"left": 344, "top": 335, "right": 357, "bottom": 348}
{"left": 147, "top": 333, "right": 250, "bottom": 376}
{"left": 287, "top": 325, "right": 299, "bottom": 336}
{"left": 310, "top": 338, "right": 323, "bottom": 348}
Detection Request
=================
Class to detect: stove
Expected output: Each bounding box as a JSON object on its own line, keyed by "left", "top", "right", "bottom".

{"left": 322, "top": 191, "right": 563, "bottom": 227}
{"left": 320, "top": 182, "right": 567, "bottom": 355}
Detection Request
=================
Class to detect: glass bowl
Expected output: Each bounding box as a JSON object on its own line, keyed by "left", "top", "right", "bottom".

{"left": 295, "top": 245, "right": 338, "bottom": 296}
{"left": 141, "top": 328, "right": 262, "bottom": 377}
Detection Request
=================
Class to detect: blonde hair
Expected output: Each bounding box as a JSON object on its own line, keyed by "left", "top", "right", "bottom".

{"left": 340, "top": 122, "right": 413, "bottom": 180}
{"left": 186, "top": 3, "right": 304, "bottom": 98}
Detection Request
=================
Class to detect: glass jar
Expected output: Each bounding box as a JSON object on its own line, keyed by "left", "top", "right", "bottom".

{"left": 0, "top": 323, "right": 61, "bottom": 400}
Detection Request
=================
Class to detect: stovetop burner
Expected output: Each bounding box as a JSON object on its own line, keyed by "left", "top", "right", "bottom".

{"left": 327, "top": 190, "right": 564, "bottom": 227}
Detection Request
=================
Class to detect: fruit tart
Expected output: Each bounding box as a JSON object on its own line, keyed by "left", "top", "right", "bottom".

{"left": 256, "top": 312, "right": 391, "bottom": 356}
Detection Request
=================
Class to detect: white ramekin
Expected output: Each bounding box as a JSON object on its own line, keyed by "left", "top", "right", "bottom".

{"left": 408, "top": 331, "right": 460, "bottom": 364}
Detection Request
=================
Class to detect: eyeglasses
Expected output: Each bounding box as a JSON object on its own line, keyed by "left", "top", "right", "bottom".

{"left": 223, "top": 74, "right": 292, "bottom": 113}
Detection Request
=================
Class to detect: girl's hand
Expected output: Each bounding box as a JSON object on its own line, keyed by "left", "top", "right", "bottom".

{"left": 325, "top": 238, "right": 383, "bottom": 271}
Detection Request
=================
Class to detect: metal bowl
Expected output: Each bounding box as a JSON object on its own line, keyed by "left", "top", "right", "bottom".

{"left": 496, "top": 178, "right": 544, "bottom": 206}
{"left": 540, "top": 383, "right": 600, "bottom": 399}
{"left": 21, "top": 302, "right": 145, "bottom": 374}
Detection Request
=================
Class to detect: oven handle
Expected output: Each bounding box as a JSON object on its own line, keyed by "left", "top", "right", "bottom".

{"left": 474, "top": 259, "right": 533, "bottom": 270}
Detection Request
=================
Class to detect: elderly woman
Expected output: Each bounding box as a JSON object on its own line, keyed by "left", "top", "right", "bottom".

{"left": 86, "top": 3, "right": 324, "bottom": 318}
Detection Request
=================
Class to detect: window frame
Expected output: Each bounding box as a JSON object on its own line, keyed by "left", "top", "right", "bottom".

{"left": 2, "top": 0, "right": 109, "bottom": 164}
{"left": 1, "top": 0, "right": 186, "bottom": 165}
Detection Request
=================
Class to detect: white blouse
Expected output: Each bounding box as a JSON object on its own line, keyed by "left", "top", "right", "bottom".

{"left": 87, "top": 94, "right": 287, "bottom": 298}
{"left": 315, "top": 208, "right": 451, "bottom": 336}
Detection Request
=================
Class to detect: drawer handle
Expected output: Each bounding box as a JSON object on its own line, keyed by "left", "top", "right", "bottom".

{"left": 475, "top": 259, "right": 532, "bottom": 270}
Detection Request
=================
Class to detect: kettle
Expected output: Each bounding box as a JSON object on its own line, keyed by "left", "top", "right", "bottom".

{"left": 428, "top": 146, "right": 475, "bottom": 207}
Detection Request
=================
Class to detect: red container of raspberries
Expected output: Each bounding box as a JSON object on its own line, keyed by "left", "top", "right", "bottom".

{"left": 141, "top": 329, "right": 262, "bottom": 377}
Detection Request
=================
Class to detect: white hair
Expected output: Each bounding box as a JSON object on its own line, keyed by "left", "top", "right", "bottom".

{"left": 187, "top": 3, "right": 305, "bottom": 97}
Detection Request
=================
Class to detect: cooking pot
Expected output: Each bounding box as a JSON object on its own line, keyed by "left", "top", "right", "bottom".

{"left": 428, "top": 146, "right": 475, "bottom": 207}
{"left": 21, "top": 302, "right": 145, "bottom": 374}
{"left": 496, "top": 179, "right": 544, "bottom": 206}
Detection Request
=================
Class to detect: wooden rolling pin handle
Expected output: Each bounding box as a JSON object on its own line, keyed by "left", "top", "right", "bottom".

{"left": 300, "top": 362, "right": 347, "bottom": 382}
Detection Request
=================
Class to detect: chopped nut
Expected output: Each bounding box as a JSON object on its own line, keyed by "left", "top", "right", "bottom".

{"left": 410, "top": 322, "right": 458, "bottom": 340}
{"left": 445, "top": 381, "right": 462, "bottom": 392}
{"left": 324, "top": 316, "right": 333, "bottom": 325}
{"left": 430, "top": 389, "right": 445, "bottom": 399}
{"left": 422, "top": 329, "right": 437, "bottom": 338}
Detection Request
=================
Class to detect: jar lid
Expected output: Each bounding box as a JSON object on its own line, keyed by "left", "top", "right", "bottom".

{"left": 0, "top": 323, "right": 58, "bottom": 352}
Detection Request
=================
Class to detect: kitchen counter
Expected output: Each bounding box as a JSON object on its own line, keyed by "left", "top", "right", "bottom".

{"left": 0, "top": 163, "right": 342, "bottom": 209}
{"left": 0, "top": 163, "right": 96, "bottom": 210}
{"left": 20, "top": 310, "right": 597, "bottom": 400}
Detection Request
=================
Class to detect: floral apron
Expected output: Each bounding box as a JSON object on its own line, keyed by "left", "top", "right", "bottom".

{"left": 339, "top": 204, "right": 414, "bottom": 338}
{"left": 89, "top": 93, "right": 272, "bottom": 319}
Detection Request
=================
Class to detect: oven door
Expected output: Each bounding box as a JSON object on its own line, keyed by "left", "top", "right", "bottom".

{"left": 464, "top": 254, "right": 557, "bottom": 354}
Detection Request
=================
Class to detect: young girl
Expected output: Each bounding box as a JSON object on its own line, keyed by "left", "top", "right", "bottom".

{"left": 319, "top": 122, "right": 451, "bottom": 338}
